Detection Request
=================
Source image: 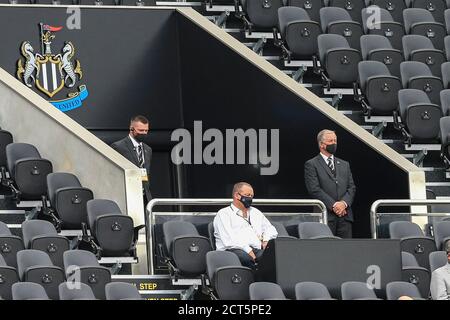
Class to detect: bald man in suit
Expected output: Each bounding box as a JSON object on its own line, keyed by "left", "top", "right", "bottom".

{"left": 304, "top": 130, "right": 356, "bottom": 238}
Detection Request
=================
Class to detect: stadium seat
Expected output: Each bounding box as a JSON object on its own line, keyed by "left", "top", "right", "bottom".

{"left": 0, "top": 254, "right": 19, "bottom": 300}
{"left": 207, "top": 221, "right": 216, "bottom": 250}
{"left": 12, "top": 282, "right": 50, "bottom": 300}
{"left": 271, "top": 221, "right": 296, "bottom": 239}
{"left": 361, "top": 7, "right": 405, "bottom": 51}
{"left": 285, "top": 0, "right": 324, "bottom": 22}
{"left": 86, "top": 199, "right": 143, "bottom": 257}
{"left": 402, "top": 35, "right": 446, "bottom": 77}
{"left": 63, "top": 250, "right": 111, "bottom": 300}
{"left": 295, "top": 281, "right": 334, "bottom": 300}
{"left": 22, "top": 220, "right": 70, "bottom": 269}
{"left": 47, "top": 172, "right": 94, "bottom": 230}
{"left": 121, "top": 0, "right": 155, "bottom": 4}
{"left": 79, "top": 0, "right": 118, "bottom": 4}
{"left": 276, "top": 7, "right": 321, "bottom": 60}
{"left": 389, "top": 221, "right": 437, "bottom": 269}
{"left": 403, "top": 8, "right": 446, "bottom": 50}
{"left": 205, "top": 251, "right": 254, "bottom": 300}
{"left": 357, "top": 60, "right": 402, "bottom": 116}
{"left": 236, "top": 0, "right": 285, "bottom": 31}
{"left": 401, "top": 251, "right": 431, "bottom": 298}
{"left": 440, "top": 115, "right": 450, "bottom": 167}
{"left": 360, "top": 34, "right": 403, "bottom": 77}
{"left": 58, "top": 282, "right": 96, "bottom": 300}
{"left": 396, "top": 89, "right": 442, "bottom": 145}
{"left": 400, "top": 61, "right": 443, "bottom": 105}
{"left": 5, "top": 143, "right": 53, "bottom": 201}
{"left": 327, "top": 0, "right": 366, "bottom": 23}
{"left": 0, "top": 129, "right": 13, "bottom": 184}
{"left": 429, "top": 250, "right": 448, "bottom": 271}
{"left": 341, "top": 281, "right": 381, "bottom": 300}
{"left": 319, "top": 7, "right": 363, "bottom": 50}
{"left": 441, "top": 62, "right": 450, "bottom": 89}
{"left": 17, "top": 249, "right": 65, "bottom": 300}
{"left": 105, "top": 282, "right": 143, "bottom": 300}
{"left": 0, "top": 221, "right": 24, "bottom": 268}
{"left": 249, "top": 282, "right": 287, "bottom": 300}
{"left": 433, "top": 220, "right": 450, "bottom": 250}
{"left": 315, "top": 34, "right": 361, "bottom": 89}
{"left": 386, "top": 281, "right": 424, "bottom": 300}
{"left": 298, "top": 222, "right": 340, "bottom": 239}
{"left": 411, "top": 0, "right": 447, "bottom": 23}
{"left": 366, "top": 0, "right": 407, "bottom": 23}
{"left": 162, "top": 220, "right": 211, "bottom": 277}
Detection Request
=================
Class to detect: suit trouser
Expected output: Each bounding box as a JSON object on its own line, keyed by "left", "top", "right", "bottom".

{"left": 227, "top": 248, "right": 264, "bottom": 269}
{"left": 328, "top": 217, "right": 352, "bottom": 238}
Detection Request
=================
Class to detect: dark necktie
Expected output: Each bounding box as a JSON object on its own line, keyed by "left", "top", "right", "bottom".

{"left": 327, "top": 157, "right": 335, "bottom": 173}
{"left": 137, "top": 145, "right": 144, "bottom": 168}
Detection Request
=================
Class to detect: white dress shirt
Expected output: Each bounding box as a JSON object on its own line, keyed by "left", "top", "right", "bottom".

{"left": 129, "top": 134, "right": 145, "bottom": 163}
{"left": 320, "top": 152, "right": 334, "bottom": 166}
{"left": 430, "top": 263, "right": 450, "bottom": 300}
{"left": 213, "top": 203, "right": 278, "bottom": 253}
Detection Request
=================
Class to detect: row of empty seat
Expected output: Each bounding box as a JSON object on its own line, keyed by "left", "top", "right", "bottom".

{"left": 248, "top": 280, "right": 424, "bottom": 300}
{"left": 0, "top": 0, "right": 156, "bottom": 6}
{"left": 0, "top": 249, "right": 139, "bottom": 300}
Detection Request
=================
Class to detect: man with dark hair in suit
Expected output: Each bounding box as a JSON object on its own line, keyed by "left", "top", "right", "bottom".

{"left": 111, "top": 115, "right": 152, "bottom": 205}
{"left": 304, "top": 129, "right": 356, "bottom": 238}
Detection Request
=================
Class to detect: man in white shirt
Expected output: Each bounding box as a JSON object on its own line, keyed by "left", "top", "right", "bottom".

{"left": 213, "top": 182, "right": 278, "bottom": 269}
{"left": 430, "top": 241, "right": 450, "bottom": 300}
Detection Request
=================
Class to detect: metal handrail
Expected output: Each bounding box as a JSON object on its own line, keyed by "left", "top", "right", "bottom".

{"left": 145, "top": 198, "right": 327, "bottom": 274}
{"left": 370, "top": 199, "right": 450, "bottom": 239}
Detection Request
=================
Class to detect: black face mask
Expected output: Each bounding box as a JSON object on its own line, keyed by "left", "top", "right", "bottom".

{"left": 325, "top": 143, "right": 337, "bottom": 155}
{"left": 238, "top": 194, "right": 253, "bottom": 209}
{"left": 134, "top": 134, "right": 147, "bottom": 143}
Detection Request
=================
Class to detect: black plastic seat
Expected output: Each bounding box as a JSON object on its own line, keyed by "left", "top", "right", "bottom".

{"left": 206, "top": 251, "right": 254, "bottom": 300}
{"left": 366, "top": 0, "right": 408, "bottom": 23}
{"left": 397, "top": 88, "right": 442, "bottom": 144}
{"left": 12, "top": 282, "right": 50, "bottom": 300}
{"left": 5, "top": 143, "right": 53, "bottom": 200}
{"left": 400, "top": 61, "right": 443, "bottom": 105}
{"left": 47, "top": 172, "right": 93, "bottom": 230}
{"left": 316, "top": 33, "right": 361, "bottom": 88}
{"left": 361, "top": 6, "right": 405, "bottom": 50}
{"left": 271, "top": 221, "right": 296, "bottom": 239}
{"left": 249, "top": 282, "right": 287, "bottom": 300}
{"left": 389, "top": 221, "right": 437, "bottom": 269}
{"left": 63, "top": 250, "right": 111, "bottom": 300}
{"left": 358, "top": 60, "right": 402, "bottom": 115}
{"left": 239, "top": 0, "right": 285, "bottom": 30}
{"left": 320, "top": 6, "right": 363, "bottom": 50}
{"left": 298, "top": 222, "right": 340, "bottom": 239}
{"left": 295, "top": 281, "right": 334, "bottom": 300}
{"left": 402, "top": 35, "right": 446, "bottom": 77}
{"left": 0, "top": 254, "right": 19, "bottom": 300}
{"left": 0, "top": 221, "right": 24, "bottom": 268}
{"left": 86, "top": 199, "right": 142, "bottom": 258}
{"left": 410, "top": 0, "right": 447, "bottom": 23}
{"left": 105, "top": 282, "right": 143, "bottom": 300}
{"left": 327, "top": 0, "right": 367, "bottom": 23}
{"left": 162, "top": 220, "right": 211, "bottom": 277}
{"left": 341, "top": 281, "right": 381, "bottom": 300}
{"left": 17, "top": 249, "right": 65, "bottom": 300}
{"left": 277, "top": 7, "right": 321, "bottom": 59}
{"left": 403, "top": 8, "right": 446, "bottom": 50}
{"left": 386, "top": 281, "right": 424, "bottom": 300}
{"left": 59, "top": 282, "right": 96, "bottom": 300}
{"left": 401, "top": 251, "right": 431, "bottom": 298}
{"left": 0, "top": 129, "right": 13, "bottom": 182}
{"left": 285, "top": 0, "right": 324, "bottom": 22}
{"left": 360, "top": 34, "right": 404, "bottom": 77}
{"left": 22, "top": 220, "right": 70, "bottom": 269}
{"left": 433, "top": 220, "right": 450, "bottom": 250}
{"left": 429, "top": 250, "right": 447, "bottom": 272}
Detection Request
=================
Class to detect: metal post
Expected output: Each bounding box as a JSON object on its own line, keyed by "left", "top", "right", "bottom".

{"left": 146, "top": 198, "right": 327, "bottom": 274}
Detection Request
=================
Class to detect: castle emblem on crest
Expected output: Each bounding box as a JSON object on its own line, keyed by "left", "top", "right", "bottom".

{"left": 16, "top": 23, "right": 89, "bottom": 112}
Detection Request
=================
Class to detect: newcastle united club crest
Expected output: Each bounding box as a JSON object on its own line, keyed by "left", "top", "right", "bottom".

{"left": 16, "top": 23, "right": 89, "bottom": 112}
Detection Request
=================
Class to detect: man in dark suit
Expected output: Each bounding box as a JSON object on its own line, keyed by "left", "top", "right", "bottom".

{"left": 111, "top": 115, "right": 152, "bottom": 205}
{"left": 304, "top": 129, "right": 356, "bottom": 238}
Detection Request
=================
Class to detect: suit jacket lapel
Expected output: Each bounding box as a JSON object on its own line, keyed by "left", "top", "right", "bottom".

{"left": 125, "top": 137, "right": 140, "bottom": 166}
{"left": 316, "top": 155, "right": 335, "bottom": 179}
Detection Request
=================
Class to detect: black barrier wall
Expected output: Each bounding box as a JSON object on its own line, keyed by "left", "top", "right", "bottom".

{"left": 0, "top": 7, "right": 411, "bottom": 237}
